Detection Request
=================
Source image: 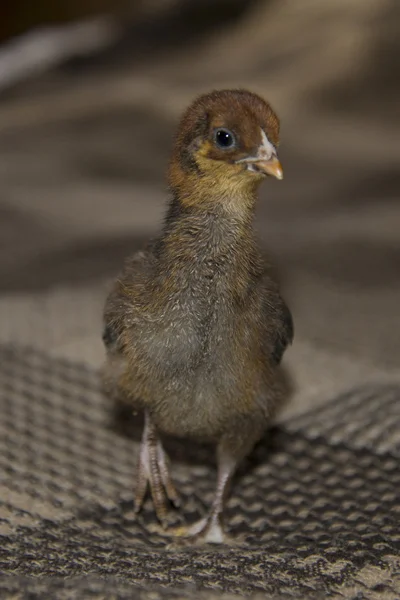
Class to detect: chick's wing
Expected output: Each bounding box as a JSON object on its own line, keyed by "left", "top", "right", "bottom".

{"left": 259, "top": 273, "right": 294, "bottom": 366}
{"left": 102, "top": 249, "right": 154, "bottom": 354}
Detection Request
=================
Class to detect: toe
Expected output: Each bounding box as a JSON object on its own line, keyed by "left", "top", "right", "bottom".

{"left": 157, "top": 442, "right": 180, "bottom": 507}
{"left": 133, "top": 423, "right": 180, "bottom": 525}
{"left": 164, "top": 480, "right": 180, "bottom": 508}
{"left": 134, "top": 457, "right": 149, "bottom": 513}
{"left": 166, "top": 516, "right": 232, "bottom": 545}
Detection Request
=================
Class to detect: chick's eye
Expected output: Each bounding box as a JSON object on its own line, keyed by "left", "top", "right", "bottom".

{"left": 214, "top": 128, "right": 235, "bottom": 149}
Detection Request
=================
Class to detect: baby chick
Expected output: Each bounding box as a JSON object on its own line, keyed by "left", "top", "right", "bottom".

{"left": 102, "top": 89, "right": 293, "bottom": 544}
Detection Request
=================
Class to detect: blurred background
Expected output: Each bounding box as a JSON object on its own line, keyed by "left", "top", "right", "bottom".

{"left": 0, "top": 0, "right": 399, "bottom": 420}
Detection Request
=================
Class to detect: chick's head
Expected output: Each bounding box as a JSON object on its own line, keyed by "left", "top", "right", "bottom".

{"left": 168, "top": 89, "right": 283, "bottom": 202}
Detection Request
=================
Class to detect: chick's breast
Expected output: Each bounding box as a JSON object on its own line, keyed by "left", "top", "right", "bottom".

{"left": 104, "top": 258, "right": 271, "bottom": 441}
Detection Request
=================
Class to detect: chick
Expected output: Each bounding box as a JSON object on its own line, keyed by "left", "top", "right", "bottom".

{"left": 102, "top": 89, "right": 293, "bottom": 544}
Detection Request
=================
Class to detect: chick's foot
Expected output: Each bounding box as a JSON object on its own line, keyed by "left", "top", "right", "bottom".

{"left": 134, "top": 411, "right": 180, "bottom": 527}
{"left": 167, "top": 513, "right": 231, "bottom": 545}
{"left": 165, "top": 442, "right": 242, "bottom": 546}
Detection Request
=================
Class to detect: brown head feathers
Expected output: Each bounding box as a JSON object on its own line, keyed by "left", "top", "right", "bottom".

{"left": 168, "top": 89, "right": 282, "bottom": 207}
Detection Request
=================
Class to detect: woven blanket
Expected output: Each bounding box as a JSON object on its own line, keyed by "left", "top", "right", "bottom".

{"left": 0, "top": 1, "right": 399, "bottom": 597}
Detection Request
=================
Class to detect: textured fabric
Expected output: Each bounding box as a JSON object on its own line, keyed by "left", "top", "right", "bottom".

{"left": 0, "top": 1, "right": 399, "bottom": 597}
{"left": 1, "top": 346, "right": 399, "bottom": 599}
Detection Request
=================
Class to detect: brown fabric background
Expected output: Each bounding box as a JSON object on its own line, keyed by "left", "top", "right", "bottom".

{"left": 0, "top": 1, "right": 399, "bottom": 598}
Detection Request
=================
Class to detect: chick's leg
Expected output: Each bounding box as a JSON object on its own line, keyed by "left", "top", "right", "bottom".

{"left": 134, "top": 410, "right": 180, "bottom": 526}
{"left": 170, "top": 442, "right": 239, "bottom": 544}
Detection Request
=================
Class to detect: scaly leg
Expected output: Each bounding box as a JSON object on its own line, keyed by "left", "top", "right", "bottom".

{"left": 169, "top": 443, "right": 238, "bottom": 544}
{"left": 134, "top": 410, "right": 180, "bottom": 526}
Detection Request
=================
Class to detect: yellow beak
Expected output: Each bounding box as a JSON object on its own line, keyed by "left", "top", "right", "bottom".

{"left": 253, "top": 155, "right": 283, "bottom": 180}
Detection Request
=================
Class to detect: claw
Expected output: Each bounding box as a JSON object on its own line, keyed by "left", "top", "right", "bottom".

{"left": 134, "top": 411, "right": 180, "bottom": 525}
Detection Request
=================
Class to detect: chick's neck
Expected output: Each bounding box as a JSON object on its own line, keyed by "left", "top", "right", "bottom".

{"left": 168, "top": 156, "right": 260, "bottom": 218}
{"left": 155, "top": 180, "right": 262, "bottom": 295}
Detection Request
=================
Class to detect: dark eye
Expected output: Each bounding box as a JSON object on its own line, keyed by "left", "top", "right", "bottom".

{"left": 214, "top": 128, "right": 235, "bottom": 149}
